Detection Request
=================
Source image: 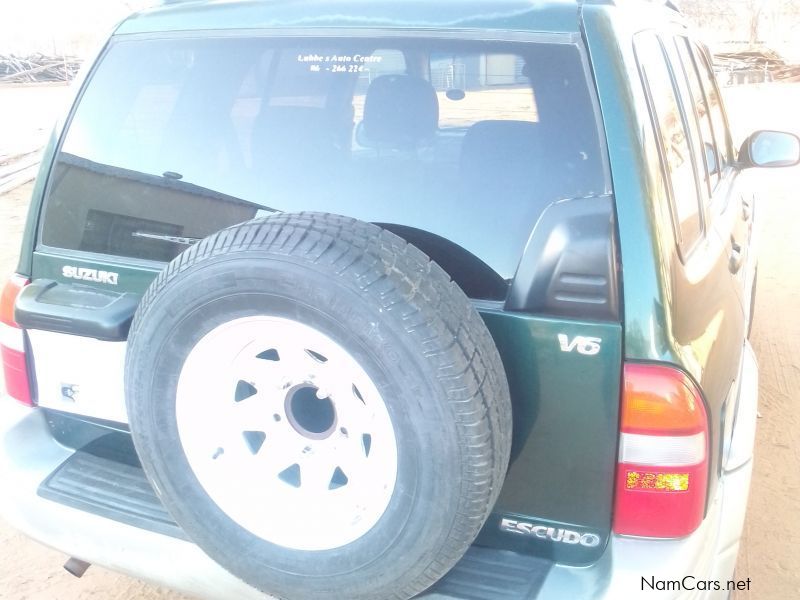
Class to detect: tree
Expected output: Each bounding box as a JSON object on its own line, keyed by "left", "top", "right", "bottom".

{"left": 679, "top": 0, "right": 799, "bottom": 48}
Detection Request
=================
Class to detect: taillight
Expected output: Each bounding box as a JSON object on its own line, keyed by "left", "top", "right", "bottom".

{"left": 613, "top": 363, "right": 708, "bottom": 538}
{"left": 0, "top": 274, "right": 33, "bottom": 406}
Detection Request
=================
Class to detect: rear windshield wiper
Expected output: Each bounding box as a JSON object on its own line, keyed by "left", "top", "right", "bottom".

{"left": 132, "top": 232, "right": 200, "bottom": 246}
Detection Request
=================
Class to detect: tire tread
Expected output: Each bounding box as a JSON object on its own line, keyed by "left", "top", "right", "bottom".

{"left": 128, "top": 213, "right": 512, "bottom": 600}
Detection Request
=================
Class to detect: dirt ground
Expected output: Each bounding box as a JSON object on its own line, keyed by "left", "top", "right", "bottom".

{"left": 0, "top": 83, "right": 799, "bottom": 599}
{"left": 724, "top": 84, "right": 800, "bottom": 599}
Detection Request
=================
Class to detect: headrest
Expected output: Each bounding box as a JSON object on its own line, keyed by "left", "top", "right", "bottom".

{"left": 362, "top": 75, "right": 439, "bottom": 148}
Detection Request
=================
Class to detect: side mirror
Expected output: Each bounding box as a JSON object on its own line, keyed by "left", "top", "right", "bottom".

{"left": 740, "top": 130, "right": 800, "bottom": 169}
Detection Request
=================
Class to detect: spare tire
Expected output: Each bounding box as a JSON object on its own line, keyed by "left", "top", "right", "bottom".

{"left": 125, "top": 213, "right": 512, "bottom": 600}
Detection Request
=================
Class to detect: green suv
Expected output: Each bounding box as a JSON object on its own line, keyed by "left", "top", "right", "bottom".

{"left": 1, "top": 1, "right": 798, "bottom": 598}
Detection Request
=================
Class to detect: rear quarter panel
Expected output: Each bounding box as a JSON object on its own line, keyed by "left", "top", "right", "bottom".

{"left": 581, "top": 5, "right": 746, "bottom": 506}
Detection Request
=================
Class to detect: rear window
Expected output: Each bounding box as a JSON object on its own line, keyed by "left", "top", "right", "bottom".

{"left": 41, "top": 36, "right": 605, "bottom": 299}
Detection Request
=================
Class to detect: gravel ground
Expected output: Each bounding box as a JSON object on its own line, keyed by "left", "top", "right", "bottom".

{"left": 0, "top": 83, "right": 799, "bottom": 599}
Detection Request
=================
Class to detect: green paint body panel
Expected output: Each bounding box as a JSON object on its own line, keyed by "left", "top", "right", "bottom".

{"left": 581, "top": 6, "right": 747, "bottom": 512}
{"left": 31, "top": 252, "right": 161, "bottom": 294}
{"left": 581, "top": 5, "right": 679, "bottom": 366}
{"left": 476, "top": 311, "right": 622, "bottom": 564}
{"left": 117, "top": 0, "right": 582, "bottom": 36}
{"left": 16, "top": 132, "right": 61, "bottom": 278}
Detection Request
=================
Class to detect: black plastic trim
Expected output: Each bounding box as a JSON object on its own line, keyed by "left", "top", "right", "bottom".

{"left": 506, "top": 194, "right": 619, "bottom": 321}
{"left": 45, "top": 409, "right": 129, "bottom": 452}
{"left": 430, "top": 546, "right": 551, "bottom": 599}
{"left": 15, "top": 279, "right": 139, "bottom": 341}
{"left": 38, "top": 433, "right": 187, "bottom": 540}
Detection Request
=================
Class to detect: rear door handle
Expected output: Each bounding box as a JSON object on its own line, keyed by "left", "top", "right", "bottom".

{"left": 729, "top": 238, "right": 743, "bottom": 274}
{"left": 742, "top": 198, "right": 752, "bottom": 221}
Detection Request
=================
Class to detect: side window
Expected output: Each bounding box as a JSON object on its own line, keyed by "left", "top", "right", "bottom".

{"left": 662, "top": 39, "right": 707, "bottom": 205}
{"left": 675, "top": 37, "right": 719, "bottom": 194}
{"left": 634, "top": 32, "right": 703, "bottom": 252}
{"left": 692, "top": 43, "right": 732, "bottom": 171}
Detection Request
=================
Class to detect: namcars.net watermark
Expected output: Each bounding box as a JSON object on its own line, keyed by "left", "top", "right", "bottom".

{"left": 642, "top": 576, "right": 751, "bottom": 593}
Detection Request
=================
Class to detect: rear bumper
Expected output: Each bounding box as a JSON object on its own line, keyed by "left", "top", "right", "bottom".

{"left": 0, "top": 342, "right": 757, "bottom": 599}
{"left": 0, "top": 401, "right": 553, "bottom": 600}
{"left": 0, "top": 400, "right": 266, "bottom": 600}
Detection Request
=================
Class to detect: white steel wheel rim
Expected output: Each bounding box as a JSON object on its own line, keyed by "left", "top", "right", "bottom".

{"left": 175, "top": 315, "right": 398, "bottom": 551}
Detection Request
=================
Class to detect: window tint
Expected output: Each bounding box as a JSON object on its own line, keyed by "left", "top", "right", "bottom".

{"left": 675, "top": 37, "right": 719, "bottom": 194}
{"left": 662, "top": 39, "right": 706, "bottom": 205}
{"left": 41, "top": 37, "right": 605, "bottom": 299}
{"left": 693, "top": 43, "right": 731, "bottom": 170}
{"left": 634, "top": 32, "right": 702, "bottom": 251}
